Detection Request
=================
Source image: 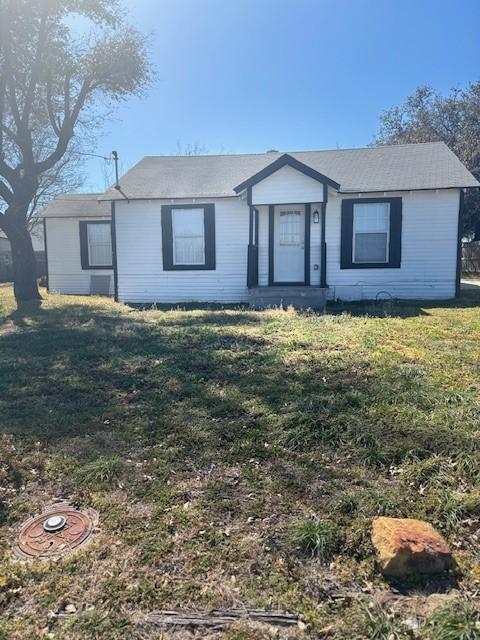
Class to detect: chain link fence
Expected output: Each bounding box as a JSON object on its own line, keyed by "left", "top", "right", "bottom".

{"left": 462, "top": 241, "right": 480, "bottom": 275}
{"left": 0, "top": 251, "right": 46, "bottom": 283}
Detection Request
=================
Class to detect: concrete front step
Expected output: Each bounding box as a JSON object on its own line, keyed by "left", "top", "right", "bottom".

{"left": 248, "top": 286, "right": 328, "bottom": 310}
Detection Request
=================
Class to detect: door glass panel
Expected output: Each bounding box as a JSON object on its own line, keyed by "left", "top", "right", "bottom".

{"left": 279, "top": 210, "right": 302, "bottom": 245}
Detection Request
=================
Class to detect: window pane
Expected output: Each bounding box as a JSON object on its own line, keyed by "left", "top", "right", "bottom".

{"left": 353, "top": 202, "right": 389, "bottom": 263}
{"left": 354, "top": 203, "right": 389, "bottom": 232}
{"left": 172, "top": 208, "right": 205, "bottom": 265}
{"left": 87, "top": 223, "right": 112, "bottom": 266}
{"left": 173, "top": 209, "right": 204, "bottom": 237}
{"left": 174, "top": 236, "right": 205, "bottom": 264}
{"left": 279, "top": 210, "right": 301, "bottom": 245}
{"left": 354, "top": 233, "right": 387, "bottom": 262}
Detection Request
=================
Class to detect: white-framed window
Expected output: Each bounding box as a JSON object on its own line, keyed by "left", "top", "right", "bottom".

{"left": 353, "top": 202, "right": 390, "bottom": 263}
{"left": 87, "top": 222, "right": 112, "bottom": 267}
{"left": 172, "top": 208, "right": 205, "bottom": 265}
{"left": 279, "top": 210, "right": 302, "bottom": 245}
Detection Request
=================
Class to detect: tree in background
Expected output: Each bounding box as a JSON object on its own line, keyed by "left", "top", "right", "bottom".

{"left": 175, "top": 141, "right": 209, "bottom": 156}
{"left": 0, "top": 0, "right": 151, "bottom": 303}
{"left": 373, "top": 83, "right": 480, "bottom": 239}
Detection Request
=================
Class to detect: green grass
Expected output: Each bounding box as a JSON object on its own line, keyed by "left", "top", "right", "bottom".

{"left": 289, "top": 516, "right": 341, "bottom": 562}
{"left": 362, "top": 601, "right": 480, "bottom": 640}
{"left": 0, "top": 285, "right": 479, "bottom": 638}
{"left": 422, "top": 601, "right": 480, "bottom": 640}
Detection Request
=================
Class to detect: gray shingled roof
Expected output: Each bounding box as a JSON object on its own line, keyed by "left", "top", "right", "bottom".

{"left": 40, "top": 193, "right": 110, "bottom": 218}
{"left": 100, "top": 142, "right": 478, "bottom": 201}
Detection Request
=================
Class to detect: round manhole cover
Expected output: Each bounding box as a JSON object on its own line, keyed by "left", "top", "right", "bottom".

{"left": 15, "top": 504, "right": 98, "bottom": 559}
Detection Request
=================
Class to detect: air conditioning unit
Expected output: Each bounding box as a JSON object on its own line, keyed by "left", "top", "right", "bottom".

{"left": 90, "top": 274, "right": 112, "bottom": 296}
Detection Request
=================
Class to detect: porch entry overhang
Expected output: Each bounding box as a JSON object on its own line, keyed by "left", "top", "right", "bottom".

{"left": 247, "top": 203, "right": 327, "bottom": 289}
{"left": 234, "top": 153, "right": 340, "bottom": 200}
{"left": 243, "top": 154, "right": 335, "bottom": 291}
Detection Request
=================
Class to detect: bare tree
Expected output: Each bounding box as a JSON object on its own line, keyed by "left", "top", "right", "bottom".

{"left": 373, "top": 83, "right": 480, "bottom": 239}
{"left": 0, "top": 0, "right": 152, "bottom": 303}
{"left": 175, "top": 141, "right": 209, "bottom": 156}
{"left": 28, "top": 145, "right": 84, "bottom": 227}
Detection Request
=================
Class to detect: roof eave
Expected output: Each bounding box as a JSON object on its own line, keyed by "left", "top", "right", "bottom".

{"left": 338, "top": 183, "right": 480, "bottom": 194}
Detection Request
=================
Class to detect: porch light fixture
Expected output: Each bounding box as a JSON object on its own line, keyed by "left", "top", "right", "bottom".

{"left": 313, "top": 210, "right": 320, "bottom": 224}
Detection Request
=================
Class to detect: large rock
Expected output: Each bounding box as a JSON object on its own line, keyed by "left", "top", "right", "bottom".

{"left": 372, "top": 517, "right": 452, "bottom": 577}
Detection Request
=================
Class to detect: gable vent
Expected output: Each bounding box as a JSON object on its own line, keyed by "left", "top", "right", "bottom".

{"left": 90, "top": 274, "right": 112, "bottom": 296}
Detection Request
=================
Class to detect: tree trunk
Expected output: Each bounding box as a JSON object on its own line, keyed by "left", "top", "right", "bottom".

{"left": 474, "top": 220, "right": 480, "bottom": 242}
{"left": 4, "top": 223, "right": 42, "bottom": 303}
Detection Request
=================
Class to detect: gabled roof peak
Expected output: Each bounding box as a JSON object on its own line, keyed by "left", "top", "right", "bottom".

{"left": 233, "top": 153, "right": 341, "bottom": 194}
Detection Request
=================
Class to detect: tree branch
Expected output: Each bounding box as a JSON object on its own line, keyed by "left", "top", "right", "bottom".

{"left": 0, "top": 157, "right": 15, "bottom": 184}
{"left": 3, "top": 32, "right": 22, "bottom": 131}
{"left": 0, "top": 177, "right": 13, "bottom": 206}
{"left": 34, "top": 78, "right": 91, "bottom": 175}
{"left": 46, "top": 75, "right": 61, "bottom": 137}
{"left": 64, "top": 72, "right": 71, "bottom": 120}
{"left": 1, "top": 122, "right": 18, "bottom": 143}
{"left": 0, "top": 69, "right": 6, "bottom": 159}
{"left": 21, "top": 8, "right": 49, "bottom": 128}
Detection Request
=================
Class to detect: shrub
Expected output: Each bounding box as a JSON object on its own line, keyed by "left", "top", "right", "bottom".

{"left": 75, "top": 456, "right": 126, "bottom": 486}
{"left": 336, "top": 491, "right": 359, "bottom": 514}
{"left": 421, "top": 601, "right": 480, "bottom": 640}
{"left": 290, "top": 516, "right": 341, "bottom": 562}
{"left": 363, "top": 604, "right": 411, "bottom": 640}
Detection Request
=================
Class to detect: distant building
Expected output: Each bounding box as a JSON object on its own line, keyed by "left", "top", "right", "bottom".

{"left": 0, "top": 220, "right": 46, "bottom": 282}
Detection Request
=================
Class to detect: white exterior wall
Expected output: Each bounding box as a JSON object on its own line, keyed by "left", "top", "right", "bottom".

{"left": 115, "top": 197, "right": 249, "bottom": 303}
{"left": 46, "top": 217, "right": 114, "bottom": 295}
{"left": 251, "top": 165, "right": 324, "bottom": 205}
{"left": 325, "top": 189, "right": 460, "bottom": 300}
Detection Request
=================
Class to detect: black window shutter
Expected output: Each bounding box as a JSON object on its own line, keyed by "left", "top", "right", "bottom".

{"left": 340, "top": 197, "right": 402, "bottom": 269}
{"left": 203, "top": 204, "right": 216, "bottom": 270}
{"left": 340, "top": 200, "right": 354, "bottom": 269}
{"left": 388, "top": 198, "right": 402, "bottom": 268}
{"left": 161, "top": 206, "right": 174, "bottom": 269}
{"left": 79, "top": 221, "right": 89, "bottom": 269}
{"left": 161, "top": 204, "right": 216, "bottom": 271}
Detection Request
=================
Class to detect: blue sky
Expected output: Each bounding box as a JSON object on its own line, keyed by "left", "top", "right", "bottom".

{"left": 82, "top": 0, "right": 480, "bottom": 191}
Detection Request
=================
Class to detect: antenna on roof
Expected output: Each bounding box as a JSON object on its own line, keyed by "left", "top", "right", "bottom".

{"left": 112, "top": 150, "right": 120, "bottom": 187}
{"left": 111, "top": 150, "right": 129, "bottom": 200}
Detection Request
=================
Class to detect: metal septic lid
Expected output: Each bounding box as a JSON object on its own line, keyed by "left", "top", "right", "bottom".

{"left": 43, "top": 515, "right": 66, "bottom": 532}
{"left": 15, "top": 503, "right": 98, "bottom": 559}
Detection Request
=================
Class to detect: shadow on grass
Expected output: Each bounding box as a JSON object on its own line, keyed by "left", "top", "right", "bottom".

{"left": 0, "top": 303, "right": 347, "bottom": 427}
{"left": 0, "top": 299, "right": 368, "bottom": 464}
{"left": 0, "top": 293, "right": 478, "bottom": 473}
{"left": 384, "top": 570, "right": 461, "bottom": 596}
{"left": 8, "top": 299, "right": 43, "bottom": 327}
{"left": 328, "top": 289, "right": 480, "bottom": 318}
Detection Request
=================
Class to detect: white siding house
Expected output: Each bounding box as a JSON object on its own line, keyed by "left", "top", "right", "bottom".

{"left": 325, "top": 189, "right": 461, "bottom": 300}
{"left": 41, "top": 143, "right": 479, "bottom": 306}
{"left": 43, "top": 194, "right": 113, "bottom": 295}
{"left": 254, "top": 189, "right": 460, "bottom": 299}
{"left": 115, "top": 197, "right": 248, "bottom": 303}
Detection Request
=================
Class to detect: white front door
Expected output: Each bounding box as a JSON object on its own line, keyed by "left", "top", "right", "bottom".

{"left": 273, "top": 205, "right": 305, "bottom": 283}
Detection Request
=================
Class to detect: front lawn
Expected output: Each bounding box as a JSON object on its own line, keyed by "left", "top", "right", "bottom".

{"left": 0, "top": 286, "right": 479, "bottom": 639}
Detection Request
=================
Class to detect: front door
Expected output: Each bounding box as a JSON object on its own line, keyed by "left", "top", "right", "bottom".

{"left": 273, "top": 205, "right": 305, "bottom": 283}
